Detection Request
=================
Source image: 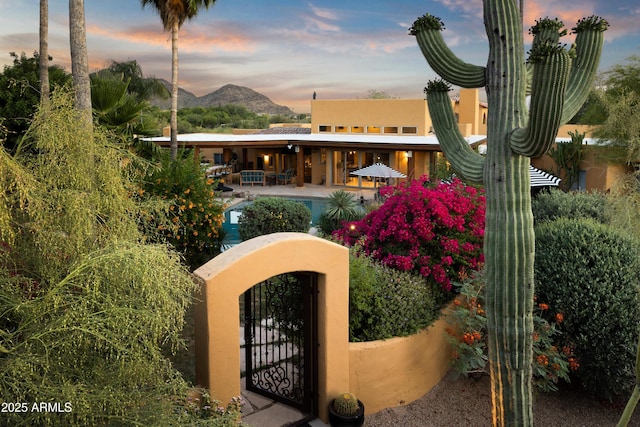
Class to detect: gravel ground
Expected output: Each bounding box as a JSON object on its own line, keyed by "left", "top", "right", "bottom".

{"left": 365, "top": 373, "right": 640, "bottom": 427}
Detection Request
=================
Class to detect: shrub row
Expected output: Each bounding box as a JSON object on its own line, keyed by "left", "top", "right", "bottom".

{"left": 348, "top": 246, "right": 449, "bottom": 342}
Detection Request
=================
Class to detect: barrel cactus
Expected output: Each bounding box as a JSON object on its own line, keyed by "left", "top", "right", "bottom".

{"left": 410, "top": 2, "right": 607, "bottom": 426}
{"left": 332, "top": 392, "right": 359, "bottom": 417}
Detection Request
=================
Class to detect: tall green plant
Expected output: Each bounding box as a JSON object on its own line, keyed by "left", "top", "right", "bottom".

{"left": 410, "top": 3, "right": 607, "bottom": 425}
{"left": 548, "top": 130, "right": 586, "bottom": 191}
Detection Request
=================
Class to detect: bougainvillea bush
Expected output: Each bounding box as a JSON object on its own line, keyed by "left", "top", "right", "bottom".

{"left": 334, "top": 177, "right": 485, "bottom": 291}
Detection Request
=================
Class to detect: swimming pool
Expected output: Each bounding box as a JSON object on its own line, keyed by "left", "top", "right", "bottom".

{"left": 222, "top": 197, "right": 329, "bottom": 245}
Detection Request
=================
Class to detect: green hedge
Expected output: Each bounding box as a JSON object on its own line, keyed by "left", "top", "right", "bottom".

{"left": 349, "top": 247, "right": 449, "bottom": 342}
{"left": 238, "top": 197, "right": 311, "bottom": 241}
{"left": 531, "top": 188, "right": 608, "bottom": 225}
{"left": 535, "top": 218, "right": 640, "bottom": 400}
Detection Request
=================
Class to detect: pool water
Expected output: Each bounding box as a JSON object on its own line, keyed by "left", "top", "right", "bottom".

{"left": 222, "top": 197, "right": 329, "bottom": 245}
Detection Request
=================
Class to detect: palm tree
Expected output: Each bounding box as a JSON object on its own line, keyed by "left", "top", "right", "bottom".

{"left": 141, "top": 0, "right": 217, "bottom": 160}
{"left": 69, "top": 0, "right": 92, "bottom": 131}
{"left": 39, "top": 0, "right": 49, "bottom": 103}
{"left": 90, "top": 71, "right": 160, "bottom": 157}
{"left": 105, "top": 59, "right": 169, "bottom": 101}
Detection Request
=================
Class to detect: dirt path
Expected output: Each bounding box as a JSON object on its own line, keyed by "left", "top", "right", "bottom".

{"left": 365, "top": 373, "right": 640, "bottom": 427}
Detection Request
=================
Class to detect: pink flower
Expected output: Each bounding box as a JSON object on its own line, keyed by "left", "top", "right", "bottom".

{"left": 334, "top": 176, "right": 485, "bottom": 292}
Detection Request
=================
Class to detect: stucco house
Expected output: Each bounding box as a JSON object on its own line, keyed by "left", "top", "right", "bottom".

{"left": 146, "top": 89, "right": 487, "bottom": 189}
{"left": 147, "top": 88, "right": 624, "bottom": 192}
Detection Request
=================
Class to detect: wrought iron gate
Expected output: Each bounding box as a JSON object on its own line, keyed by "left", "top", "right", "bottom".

{"left": 243, "top": 272, "right": 318, "bottom": 415}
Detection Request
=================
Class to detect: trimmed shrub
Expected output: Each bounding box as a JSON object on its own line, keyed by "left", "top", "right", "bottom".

{"left": 535, "top": 218, "right": 640, "bottom": 400}
{"left": 531, "top": 188, "right": 608, "bottom": 224}
{"left": 238, "top": 197, "right": 311, "bottom": 241}
{"left": 334, "top": 177, "right": 485, "bottom": 292}
{"left": 348, "top": 246, "right": 449, "bottom": 342}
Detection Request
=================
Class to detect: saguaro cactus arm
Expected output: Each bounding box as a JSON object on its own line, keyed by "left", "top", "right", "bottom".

{"left": 560, "top": 16, "right": 609, "bottom": 123}
{"left": 410, "top": 15, "right": 486, "bottom": 88}
{"left": 511, "top": 42, "right": 571, "bottom": 158}
{"left": 424, "top": 80, "right": 485, "bottom": 183}
{"left": 525, "top": 18, "right": 566, "bottom": 96}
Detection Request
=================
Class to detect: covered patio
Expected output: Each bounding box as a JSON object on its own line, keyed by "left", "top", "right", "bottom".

{"left": 144, "top": 129, "right": 487, "bottom": 190}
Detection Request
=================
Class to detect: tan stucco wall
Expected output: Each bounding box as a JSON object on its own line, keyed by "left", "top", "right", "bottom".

{"left": 311, "top": 99, "right": 431, "bottom": 135}
{"left": 193, "top": 233, "right": 350, "bottom": 423}
{"left": 533, "top": 145, "right": 630, "bottom": 192}
{"left": 348, "top": 310, "right": 453, "bottom": 415}
{"left": 556, "top": 124, "right": 595, "bottom": 138}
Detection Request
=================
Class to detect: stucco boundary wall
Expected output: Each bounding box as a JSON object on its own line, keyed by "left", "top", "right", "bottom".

{"left": 193, "top": 232, "right": 350, "bottom": 423}
{"left": 349, "top": 308, "right": 454, "bottom": 415}
{"left": 193, "top": 232, "right": 454, "bottom": 422}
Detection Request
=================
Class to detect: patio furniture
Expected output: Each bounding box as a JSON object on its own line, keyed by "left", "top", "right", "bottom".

{"left": 205, "top": 164, "right": 232, "bottom": 179}
{"left": 240, "top": 170, "right": 266, "bottom": 186}
{"left": 266, "top": 172, "right": 277, "bottom": 185}
{"left": 276, "top": 169, "right": 295, "bottom": 185}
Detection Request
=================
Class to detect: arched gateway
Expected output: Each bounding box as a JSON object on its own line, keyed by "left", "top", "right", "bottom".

{"left": 193, "top": 233, "right": 350, "bottom": 422}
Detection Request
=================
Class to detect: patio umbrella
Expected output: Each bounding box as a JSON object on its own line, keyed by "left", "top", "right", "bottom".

{"left": 351, "top": 163, "right": 407, "bottom": 178}
{"left": 350, "top": 163, "right": 407, "bottom": 188}
{"left": 529, "top": 166, "right": 561, "bottom": 187}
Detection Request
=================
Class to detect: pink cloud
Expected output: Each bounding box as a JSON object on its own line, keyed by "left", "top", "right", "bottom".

{"left": 309, "top": 4, "right": 340, "bottom": 21}
{"left": 87, "top": 23, "right": 255, "bottom": 54}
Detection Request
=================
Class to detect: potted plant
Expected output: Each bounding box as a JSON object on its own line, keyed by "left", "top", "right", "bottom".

{"left": 328, "top": 392, "right": 365, "bottom": 427}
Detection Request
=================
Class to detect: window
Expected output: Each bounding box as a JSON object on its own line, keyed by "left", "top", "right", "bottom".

{"left": 571, "top": 170, "right": 587, "bottom": 191}
{"left": 367, "top": 126, "right": 381, "bottom": 134}
{"left": 402, "top": 126, "right": 417, "bottom": 134}
{"left": 351, "top": 126, "right": 364, "bottom": 133}
{"left": 319, "top": 125, "right": 332, "bottom": 132}
{"left": 335, "top": 126, "right": 348, "bottom": 133}
{"left": 383, "top": 126, "right": 398, "bottom": 134}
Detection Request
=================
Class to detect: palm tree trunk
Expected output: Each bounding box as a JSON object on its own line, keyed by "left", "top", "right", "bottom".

{"left": 170, "top": 20, "right": 179, "bottom": 160}
{"left": 39, "top": 0, "right": 50, "bottom": 103}
{"left": 69, "top": 0, "right": 92, "bottom": 131}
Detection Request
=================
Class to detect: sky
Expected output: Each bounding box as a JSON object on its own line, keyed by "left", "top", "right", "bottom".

{"left": 0, "top": 0, "right": 639, "bottom": 114}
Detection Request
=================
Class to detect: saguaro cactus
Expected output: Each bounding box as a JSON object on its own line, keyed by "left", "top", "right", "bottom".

{"left": 410, "top": 2, "right": 607, "bottom": 426}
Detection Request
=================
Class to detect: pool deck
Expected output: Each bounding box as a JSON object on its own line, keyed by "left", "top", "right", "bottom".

{"left": 220, "top": 183, "right": 379, "bottom": 208}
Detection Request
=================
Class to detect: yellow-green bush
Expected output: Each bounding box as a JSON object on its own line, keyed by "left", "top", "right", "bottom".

{"left": 0, "top": 89, "right": 241, "bottom": 426}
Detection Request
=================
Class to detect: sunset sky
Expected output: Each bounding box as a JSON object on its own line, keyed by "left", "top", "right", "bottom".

{"left": 1, "top": 0, "right": 638, "bottom": 113}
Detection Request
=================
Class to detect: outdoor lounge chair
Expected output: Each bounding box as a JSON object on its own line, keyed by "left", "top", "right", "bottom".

{"left": 276, "top": 169, "right": 295, "bottom": 185}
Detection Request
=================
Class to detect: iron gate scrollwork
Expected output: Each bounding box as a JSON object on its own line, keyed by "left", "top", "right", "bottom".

{"left": 243, "top": 272, "right": 318, "bottom": 415}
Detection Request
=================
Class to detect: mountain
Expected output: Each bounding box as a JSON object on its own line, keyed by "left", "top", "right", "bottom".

{"left": 149, "top": 82, "right": 296, "bottom": 116}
